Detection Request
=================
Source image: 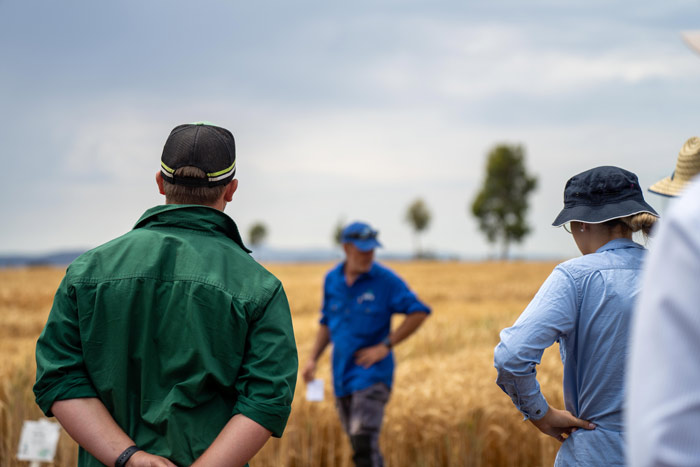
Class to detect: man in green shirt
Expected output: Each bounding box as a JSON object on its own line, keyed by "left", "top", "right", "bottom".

{"left": 34, "top": 122, "right": 298, "bottom": 467}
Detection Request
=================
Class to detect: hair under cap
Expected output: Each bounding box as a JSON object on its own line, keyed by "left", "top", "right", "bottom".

{"left": 552, "top": 166, "right": 659, "bottom": 227}
{"left": 160, "top": 122, "right": 236, "bottom": 187}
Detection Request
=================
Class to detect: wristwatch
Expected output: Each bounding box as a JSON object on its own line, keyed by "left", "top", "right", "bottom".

{"left": 381, "top": 336, "right": 392, "bottom": 349}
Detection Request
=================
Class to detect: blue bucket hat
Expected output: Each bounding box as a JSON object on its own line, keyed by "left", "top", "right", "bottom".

{"left": 552, "top": 166, "right": 659, "bottom": 227}
{"left": 341, "top": 221, "right": 382, "bottom": 252}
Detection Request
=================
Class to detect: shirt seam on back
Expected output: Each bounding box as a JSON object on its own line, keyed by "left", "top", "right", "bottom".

{"left": 69, "top": 274, "right": 271, "bottom": 306}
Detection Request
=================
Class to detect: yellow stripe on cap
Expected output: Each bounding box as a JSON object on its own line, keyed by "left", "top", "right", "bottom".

{"left": 207, "top": 161, "right": 236, "bottom": 178}
{"left": 161, "top": 161, "right": 175, "bottom": 174}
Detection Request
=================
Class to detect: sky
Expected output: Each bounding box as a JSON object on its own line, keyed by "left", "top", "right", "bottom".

{"left": 1, "top": 0, "right": 699, "bottom": 260}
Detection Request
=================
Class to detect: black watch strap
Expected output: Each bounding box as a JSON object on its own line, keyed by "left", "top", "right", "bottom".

{"left": 382, "top": 336, "right": 392, "bottom": 348}
{"left": 115, "top": 446, "right": 141, "bottom": 467}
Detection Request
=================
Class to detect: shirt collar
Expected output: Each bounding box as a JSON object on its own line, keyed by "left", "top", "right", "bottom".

{"left": 365, "top": 262, "right": 379, "bottom": 277}
{"left": 336, "top": 261, "right": 378, "bottom": 283}
{"left": 595, "top": 237, "right": 644, "bottom": 254}
{"left": 133, "top": 204, "right": 251, "bottom": 253}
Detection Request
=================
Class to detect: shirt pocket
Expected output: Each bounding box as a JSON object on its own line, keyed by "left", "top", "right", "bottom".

{"left": 324, "top": 299, "right": 346, "bottom": 331}
{"left": 351, "top": 303, "right": 387, "bottom": 338}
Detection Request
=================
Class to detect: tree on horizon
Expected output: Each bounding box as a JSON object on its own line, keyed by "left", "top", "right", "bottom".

{"left": 332, "top": 218, "right": 345, "bottom": 247}
{"left": 471, "top": 144, "right": 537, "bottom": 260}
{"left": 405, "top": 198, "right": 431, "bottom": 258}
{"left": 248, "top": 222, "right": 268, "bottom": 247}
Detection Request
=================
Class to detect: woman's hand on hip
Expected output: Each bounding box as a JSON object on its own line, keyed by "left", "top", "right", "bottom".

{"left": 530, "top": 406, "right": 596, "bottom": 442}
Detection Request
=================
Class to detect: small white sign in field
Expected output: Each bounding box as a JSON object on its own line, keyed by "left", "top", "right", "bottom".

{"left": 17, "top": 419, "right": 61, "bottom": 464}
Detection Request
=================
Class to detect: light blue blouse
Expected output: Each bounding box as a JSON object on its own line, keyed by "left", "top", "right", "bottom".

{"left": 494, "top": 238, "right": 646, "bottom": 466}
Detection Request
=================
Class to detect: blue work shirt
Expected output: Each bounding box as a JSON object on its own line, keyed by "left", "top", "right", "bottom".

{"left": 494, "top": 238, "right": 646, "bottom": 466}
{"left": 321, "top": 262, "right": 430, "bottom": 397}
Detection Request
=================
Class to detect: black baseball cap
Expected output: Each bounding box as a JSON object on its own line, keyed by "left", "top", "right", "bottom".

{"left": 160, "top": 122, "right": 236, "bottom": 187}
{"left": 552, "top": 166, "right": 659, "bottom": 226}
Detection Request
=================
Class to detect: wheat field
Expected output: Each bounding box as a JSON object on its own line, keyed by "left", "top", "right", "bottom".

{"left": 0, "top": 261, "right": 566, "bottom": 466}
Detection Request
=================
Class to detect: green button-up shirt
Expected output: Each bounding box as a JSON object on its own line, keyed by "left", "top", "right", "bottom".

{"left": 34, "top": 205, "right": 298, "bottom": 466}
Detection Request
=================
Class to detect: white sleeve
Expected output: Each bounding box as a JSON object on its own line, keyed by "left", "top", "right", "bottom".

{"left": 627, "top": 180, "right": 700, "bottom": 467}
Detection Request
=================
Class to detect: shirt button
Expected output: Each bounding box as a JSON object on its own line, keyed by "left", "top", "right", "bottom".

{"left": 536, "top": 410, "right": 541, "bottom": 415}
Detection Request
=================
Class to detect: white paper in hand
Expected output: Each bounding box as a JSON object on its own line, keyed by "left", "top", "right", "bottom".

{"left": 306, "top": 378, "right": 324, "bottom": 402}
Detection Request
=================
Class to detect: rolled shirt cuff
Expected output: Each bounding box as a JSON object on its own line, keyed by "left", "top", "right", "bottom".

{"left": 519, "top": 392, "right": 549, "bottom": 421}
{"left": 34, "top": 379, "right": 99, "bottom": 417}
{"left": 495, "top": 374, "right": 549, "bottom": 421}
{"left": 232, "top": 395, "right": 292, "bottom": 438}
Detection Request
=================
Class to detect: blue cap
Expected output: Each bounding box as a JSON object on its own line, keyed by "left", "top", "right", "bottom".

{"left": 341, "top": 221, "right": 382, "bottom": 252}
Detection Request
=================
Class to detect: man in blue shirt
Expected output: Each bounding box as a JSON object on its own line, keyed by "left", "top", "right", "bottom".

{"left": 302, "top": 221, "right": 430, "bottom": 467}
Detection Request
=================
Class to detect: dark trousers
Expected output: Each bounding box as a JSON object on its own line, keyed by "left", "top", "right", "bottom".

{"left": 335, "top": 383, "right": 390, "bottom": 467}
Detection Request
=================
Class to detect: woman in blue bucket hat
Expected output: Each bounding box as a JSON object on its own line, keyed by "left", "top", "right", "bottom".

{"left": 494, "top": 166, "right": 659, "bottom": 466}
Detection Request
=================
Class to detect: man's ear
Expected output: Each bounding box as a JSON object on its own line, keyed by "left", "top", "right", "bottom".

{"left": 224, "top": 179, "right": 238, "bottom": 202}
{"left": 156, "top": 171, "right": 166, "bottom": 195}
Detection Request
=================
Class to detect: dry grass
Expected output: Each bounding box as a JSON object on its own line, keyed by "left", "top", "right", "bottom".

{"left": 0, "top": 267, "right": 78, "bottom": 466}
{"left": 0, "top": 261, "right": 565, "bottom": 466}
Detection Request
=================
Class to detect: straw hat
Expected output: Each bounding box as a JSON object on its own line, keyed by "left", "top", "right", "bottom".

{"left": 648, "top": 137, "right": 700, "bottom": 197}
{"left": 682, "top": 31, "right": 700, "bottom": 55}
